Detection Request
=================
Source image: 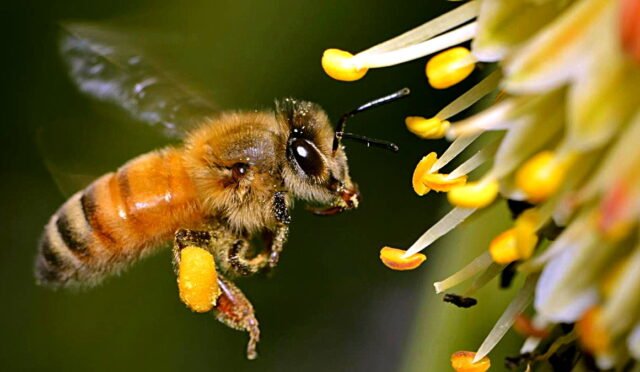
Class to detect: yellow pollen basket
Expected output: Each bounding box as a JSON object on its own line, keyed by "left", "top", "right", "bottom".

{"left": 379, "top": 246, "right": 426, "bottom": 271}
{"left": 426, "top": 47, "right": 476, "bottom": 89}
{"left": 447, "top": 179, "right": 499, "bottom": 208}
{"left": 178, "top": 246, "right": 221, "bottom": 313}
{"left": 405, "top": 116, "right": 450, "bottom": 139}
{"left": 413, "top": 152, "right": 467, "bottom": 196}
{"left": 450, "top": 351, "right": 491, "bottom": 372}
{"left": 321, "top": 49, "right": 369, "bottom": 81}
{"left": 515, "top": 151, "right": 571, "bottom": 203}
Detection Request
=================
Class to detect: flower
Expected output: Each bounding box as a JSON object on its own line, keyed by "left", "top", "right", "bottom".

{"left": 323, "top": 0, "right": 640, "bottom": 370}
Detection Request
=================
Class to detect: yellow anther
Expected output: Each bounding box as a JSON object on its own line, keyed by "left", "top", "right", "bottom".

{"left": 489, "top": 210, "right": 540, "bottom": 265}
{"left": 489, "top": 228, "right": 519, "bottom": 264}
{"left": 577, "top": 307, "right": 610, "bottom": 355}
{"left": 412, "top": 152, "right": 467, "bottom": 195}
{"left": 379, "top": 246, "right": 426, "bottom": 271}
{"left": 405, "top": 116, "right": 450, "bottom": 139}
{"left": 514, "top": 209, "right": 539, "bottom": 260}
{"left": 413, "top": 152, "right": 438, "bottom": 196}
{"left": 426, "top": 47, "right": 476, "bottom": 89}
{"left": 321, "top": 49, "right": 368, "bottom": 81}
{"left": 447, "top": 179, "right": 499, "bottom": 208}
{"left": 178, "top": 246, "right": 220, "bottom": 313}
{"left": 515, "top": 151, "right": 571, "bottom": 203}
{"left": 450, "top": 351, "right": 491, "bottom": 372}
{"left": 423, "top": 173, "right": 468, "bottom": 192}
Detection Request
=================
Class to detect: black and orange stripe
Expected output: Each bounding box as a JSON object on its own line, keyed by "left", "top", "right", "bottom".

{"left": 36, "top": 148, "right": 203, "bottom": 287}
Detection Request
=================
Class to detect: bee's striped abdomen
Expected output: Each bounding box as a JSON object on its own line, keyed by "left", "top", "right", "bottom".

{"left": 36, "top": 148, "right": 203, "bottom": 287}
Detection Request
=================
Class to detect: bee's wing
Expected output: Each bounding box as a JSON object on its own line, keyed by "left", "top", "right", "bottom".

{"left": 60, "top": 22, "right": 218, "bottom": 138}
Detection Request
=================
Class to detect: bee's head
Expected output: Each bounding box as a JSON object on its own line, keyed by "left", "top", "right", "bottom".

{"left": 275, "top": 88, "right": 408, "bottom": 215}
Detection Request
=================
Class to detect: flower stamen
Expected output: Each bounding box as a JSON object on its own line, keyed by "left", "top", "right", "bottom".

{"left": 451, "top": 351, "right": 491, "bottom": 372}
{"left": 321, "top": 49, "right": 369, "bottom": 81}
{"left": 379, "top": 246, "right": 426, "bottom": 271}
{"left": 359, "top": 1, "right": 479, "bottom": 56}
{"left": 352, "top": 22, "right": 478, "bottom": 69}
{"left": 426, "top": 47, "right": 477, "bottom": 89}
{"left": 447, "top": 178, "right": 499, "bottom": 209}
{"left": 402, "top": 207, "right": 477, "bottom": 258}
{"left": 405, "top": 116, "right": 450, "bottom": 139}
{"left": 430, "top": 133, "right": 481, "bottom": 173}
{"left": 322, "top": 20, "right": 479, "bottom": 82}
{"left": 473, "top": 275, "right": 536, "bottom": 363}
{"left": 515, "top": 150, "right": 575, "bottom": 203}
{"left": 447, "top": 99, "right": 517, "bottom": 139}
{"left": 434, "top": 251, "right": 493, "bottom": 294}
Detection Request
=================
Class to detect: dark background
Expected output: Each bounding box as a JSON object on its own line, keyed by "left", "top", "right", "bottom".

{"left": 0, "top": 1, "right": 521, "bottom": 371}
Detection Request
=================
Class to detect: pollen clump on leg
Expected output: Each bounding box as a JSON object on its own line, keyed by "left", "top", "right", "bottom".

{"left": 178, "top": 246, "right": 221, "bottom": 313}
{"left": 450, "top": 351, "right": 491, "bottom": 372}
{"left": 321, "top": 49, "right": 369, "bottom": 81}
{"left": 380, "top": 246, "right": 426, "bottom": 271}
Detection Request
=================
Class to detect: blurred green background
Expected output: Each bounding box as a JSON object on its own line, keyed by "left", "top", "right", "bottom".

{"left": 1, "top": 1, "right": 523, "bottom": 371}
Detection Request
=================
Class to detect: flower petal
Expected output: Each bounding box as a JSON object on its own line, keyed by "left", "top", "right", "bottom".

{"left": 472, "top": 0, "right": 568, "bottom": 62}
{"left": 503, "top": 0, "right": 612, "bottom": 94}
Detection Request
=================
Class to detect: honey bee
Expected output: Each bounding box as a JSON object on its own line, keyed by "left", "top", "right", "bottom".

{"left": 36, "top": 23, "right": 408, "bottom": 359}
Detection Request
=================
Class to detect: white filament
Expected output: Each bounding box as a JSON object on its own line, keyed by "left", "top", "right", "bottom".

{"left": 473, "top": 275, "right": 537, "bottom": 363}
{"left": 434, "top": 251, "right": 493, "bottom": 294}
{"left": 352, "top": 22, "right": 478, "bottom": 69}
{"left": 403, "top": 207, "right": 477, "bottom": 258}
{"left": 359, "top": 1, "right": 479, "bottom": 56}
{"left": 436, "top": 69, "right": 502, "bottom": 120}
{"left": 430, "top": 133, "right": 481, "bottom": 173}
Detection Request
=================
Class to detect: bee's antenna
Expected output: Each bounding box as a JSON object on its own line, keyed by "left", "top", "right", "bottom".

{"left": 341, "top": 133, "right": 399, "bottom": 152}
{"left": 333, "top": 87, "right": 410, "bottom": 153}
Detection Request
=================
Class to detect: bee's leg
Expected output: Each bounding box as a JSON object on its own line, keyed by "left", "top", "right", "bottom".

{"left": 214, "top": 274, "right": 260, "bottom": 360}
{"left": 224, "top": 239, "right": 270, "bottom": 276}
{"left": 266, "top": 223, "right": 289, "bottom": 269}
{"left": 171, "top": 228, "right": 213, "bottom": 274}
{"left": 268, "top": 191, "right": 291, "bottom": 268}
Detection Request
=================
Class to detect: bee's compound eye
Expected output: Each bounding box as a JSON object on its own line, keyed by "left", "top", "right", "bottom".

{"left": 290, "top": 138, "right": 323, "bottom": 178}
{"left": 232, "top": 163, "right": 249, "bottom": 181}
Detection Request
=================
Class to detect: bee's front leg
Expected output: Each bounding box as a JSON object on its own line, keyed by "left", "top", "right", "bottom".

{"left": 266, "top": 223, "right": 289, "bottom": 269}
{"left": 214, "top": 275, "right": 260, "bottom": 360}
{"left": 268, "top": 191, "right": 291, "bottom": 268}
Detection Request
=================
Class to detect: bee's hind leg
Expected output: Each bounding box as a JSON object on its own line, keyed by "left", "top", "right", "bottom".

{"left": 172, "top": 228, "right": 260, "bottom": 359}
{"left": 172, "top": 228, "right": 213, "bottom": 274}
{"left": 214, "top": 275, "right": 260, "bottom": 360}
